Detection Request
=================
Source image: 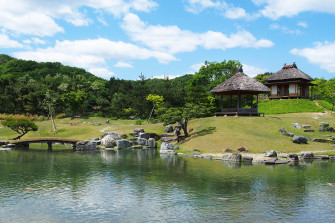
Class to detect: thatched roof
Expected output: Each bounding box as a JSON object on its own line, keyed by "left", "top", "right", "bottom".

{"left": 210, "top": 67, "right": 270, "bottom": 95}
{"left": 264, "top": 63, "right": 314, "bottom": 82}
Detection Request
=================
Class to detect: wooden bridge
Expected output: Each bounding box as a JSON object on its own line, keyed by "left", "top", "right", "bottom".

{"left": 12, "top": 138, "right": 80, "bottom": 150}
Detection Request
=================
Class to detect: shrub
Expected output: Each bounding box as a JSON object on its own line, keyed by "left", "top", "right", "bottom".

{"left": 110, "top": 116, "right": 118, "bottom": 120}
{"left": 135, "top": 119, "right": 143, "bottom": 125}
{"left": 316, "top": 100, "right": 334, "bottom": 111}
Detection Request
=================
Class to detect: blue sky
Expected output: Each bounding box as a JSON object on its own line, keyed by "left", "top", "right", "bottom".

{"left": 1, "top": 0, "right": 335, "bottom": 80}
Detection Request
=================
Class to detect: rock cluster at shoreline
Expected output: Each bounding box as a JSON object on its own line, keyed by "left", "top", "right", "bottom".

{"left": 175, "top": 150, "right": 335, "bottom": 165}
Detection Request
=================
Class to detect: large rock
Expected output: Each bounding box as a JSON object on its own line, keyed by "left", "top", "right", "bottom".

{"left": 164, "top": 125, "right": 174, "bottom": 133}
{"left": 138, "top": 138, "right": 148, "bottom": 146}
{"left": 222, "top": 153, "right": 242, "bottom": 162}
{"left": 291, "top": 123, "right": 301, "bottom": 129}
{"left": 101, "top": 135, "right": 116, "bottom": 148}
{"left": 148, "top": 138, "right": 156, "bottom": 148}
{"left": 76, "top": 140, "right": 97, "bottom": 151}
{"left": 102, "top": 131, "right": 121, "bottom": 140}
{"left": 134, "top": 128, "right": 144, "bottom": 133}
{"left": 319, "top": 122, "right": 329, "bottom": 128}
{"left": 325, "top": 127, "right": 335, "bottom": 132}
{"left": 288, "top": 153, "right": 299, "bottom": 161}
{"left": 300, "top": 152, "right": 314, "bottom": 159}
{"left": 116, "top": 139, "right": 131, "bottom": 148}
{"left": 139, "top": 132, "right": 150, "bottom": 140}
{"left": 264, "top": 150, "right": 277, "bottom": 157}
{"left": 148, "top": 133, "right": 160, "bottom": 141}
{"left": 292, "top": 136, "right": 308, "bottom": 144}
{"left": 280, "top": 128, "right": 294, "bottom": 137}
{"left": 160, "top": 142, "right": 177, "bottom": 154}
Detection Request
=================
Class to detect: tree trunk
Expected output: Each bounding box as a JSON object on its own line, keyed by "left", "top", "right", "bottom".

{"left": 179, "top": 119, "right": 188, "bottom": 137}
{"left": 12, "top": 132, "right": 27, "bottom": 140}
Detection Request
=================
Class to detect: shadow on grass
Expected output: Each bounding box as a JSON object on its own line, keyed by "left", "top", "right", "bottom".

{"left": 193, "top": 126, "right": 216, "bottom": 137}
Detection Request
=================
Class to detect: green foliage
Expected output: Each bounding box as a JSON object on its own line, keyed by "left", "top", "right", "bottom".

{"left": 157, "top": 103, "right": 214, "bottom": 137}
{"left": 2, "top": 117, "right": 38, "bottom": 139}
{"left": 146, "top": 94, "right": 164, "bottom": 108}
{"left": 135, "top": 119, "right": 143, "bottom": 125}
{"left": 258, "top": 99, "right": 324, "bottom": 114}
{"left": 316, "top": 100, "right": 334, "bottom": 111}
{"left": 110, "top": 116, "right": 118, "bottom": 120}
{"left": 254, "top": 72, "right": 273, "bottom": 83}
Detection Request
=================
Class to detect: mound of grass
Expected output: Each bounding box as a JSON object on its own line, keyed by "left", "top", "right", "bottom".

{"left": 316, "top": 100, "right": 334, "bottom": 111}
{"left": 258, "top": 99, "right": 324, "bottom": 114}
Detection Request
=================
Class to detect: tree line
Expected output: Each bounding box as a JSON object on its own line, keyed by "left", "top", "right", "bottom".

{"left": 0, "top": 54, "right": 334, "bottom": 121}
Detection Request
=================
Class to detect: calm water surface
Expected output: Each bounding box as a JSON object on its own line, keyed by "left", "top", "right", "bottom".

{"left": 1, "top": 147, "right": 335, "bottom": 223}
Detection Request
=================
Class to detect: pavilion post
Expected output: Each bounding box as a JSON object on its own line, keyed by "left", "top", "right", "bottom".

{"left": 220, "top": 95, "right": 223, "bottom": 112}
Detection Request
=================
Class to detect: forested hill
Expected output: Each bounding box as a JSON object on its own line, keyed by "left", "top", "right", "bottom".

{"left": 0, "top": 54, "right": 200, "bottom": 118}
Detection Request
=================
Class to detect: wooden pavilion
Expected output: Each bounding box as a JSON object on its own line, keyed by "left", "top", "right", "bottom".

{"left": 264, "top": 63, "right": 315, "bottom": 99}
{"left": 210, "top": 67, "right": 270, "bottom": 116}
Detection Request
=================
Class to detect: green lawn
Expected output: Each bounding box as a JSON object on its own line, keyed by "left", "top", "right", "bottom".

{"left": 1, "top": 110, "right": 334, "bottom": 155}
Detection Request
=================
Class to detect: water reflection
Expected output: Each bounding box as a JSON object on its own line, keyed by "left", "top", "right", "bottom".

{"left": 0, "top": 149, "right": 335, "bottom": 222}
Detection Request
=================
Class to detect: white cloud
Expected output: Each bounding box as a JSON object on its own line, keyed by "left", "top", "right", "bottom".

{"left": 189, "top": 62, "right": 205, "bottom": 74}
{"left": 114, "top": 62, "right": 133, "bottom": 68}
{"left": 242, "top": 64, "right": 267, "bottom": 77}
{"left": 185, "top": 0, "right": 225, "bottom": 14}
{"left": 270, "top": 23, "right": 302, "bottom": 35}
{"left": 185, "top": 0, "right": 255, "bottom": 20}
{"left": 291, "top": 41, "right": 335, "bottom": 73}
{"left": 13, "top": 38, "right": 176, "bottom": 79}
{"left": 253, "top": 0, "right": 335, "bottom": 19}
{"left": 88, "top": 67, "right": 115, "bottom": 79}
{"left": 298, "top": 21, "right": 308, "bottom": 28}
{"left": 121, "top": 13, "right": 274, "bottom": 54}
{"left": 201, "top": 30, "right": 274, "bottom": 49}
{"left": 0, "top": 34, "right": 23, "bottom": 48}
{"left": 0, "top": 0, "right": 158, "bottom": 36}
{"left": 224, "top": 7, "right": 247, "bottom": 19}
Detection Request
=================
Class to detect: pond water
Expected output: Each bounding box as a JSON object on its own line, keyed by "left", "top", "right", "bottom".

{"left": 1, "top": 147, "right": 335, "bottom": 223}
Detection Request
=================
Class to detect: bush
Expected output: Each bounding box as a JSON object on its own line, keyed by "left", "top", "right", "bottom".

{"left": 135, "top": 119, "right": 143, "bottom": 125}
{"left": 149, "top": 118, "right": 159, "bottom": 124}
{"left": 316, "top": 100, "right": 334, "bottom": 111}
{"left": 110, "top": 116, "right": 118, "bottom": 120}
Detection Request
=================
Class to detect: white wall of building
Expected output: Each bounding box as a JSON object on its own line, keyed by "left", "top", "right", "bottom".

{"left": 289, "top": 84, "right": 296, "bottom": 94}
{"left": 271, "top": 85, "right": 277, "bottom": 95}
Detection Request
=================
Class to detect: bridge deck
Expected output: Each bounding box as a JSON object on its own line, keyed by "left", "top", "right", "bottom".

{"left": 12, "top": 138, "right": 80, "bottom": 150}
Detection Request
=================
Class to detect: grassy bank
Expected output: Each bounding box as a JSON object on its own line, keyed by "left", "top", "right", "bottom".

{"left": 179, "top": 112, "right": 334, "bottom": 154}
{"left": 258, "top": 99, "right": 324, "bottom": 114}
{"left": 1, "top": 112, "right": 334, "bottom": 155}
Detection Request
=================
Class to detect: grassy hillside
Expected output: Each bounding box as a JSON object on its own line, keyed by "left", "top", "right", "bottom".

{"left": 1, "top": 112, "right": 334, "bottom": 154}
{"left": 258, "top": 99, "right": 324, "bottom": 114}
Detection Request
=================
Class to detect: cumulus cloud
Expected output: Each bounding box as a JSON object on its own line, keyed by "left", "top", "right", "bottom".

{"left": 0, "top": 0, "right": 158, "bottom": 36}
{"left": 242, "top": 64, "right": 268, "bottom": 77}
{"left": 253, "top": 0, "right": 335, "bottom": 19}
{"left": 114, "top": 62, "right": 133, "bottom": 68}
{"left": 13, "top": 38, "right": 176, "bottom": 79}
{"left": 291, "top": 41, "right": 335, "bottom": 73}
{"left": 0, "top": 34, "right": 23, "bottom": 48}
{"left": 184, "top": 0, "right": 254, "bottom": 19}
{"left": 121, "top": 13, "right": 274, "bottom": 54}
